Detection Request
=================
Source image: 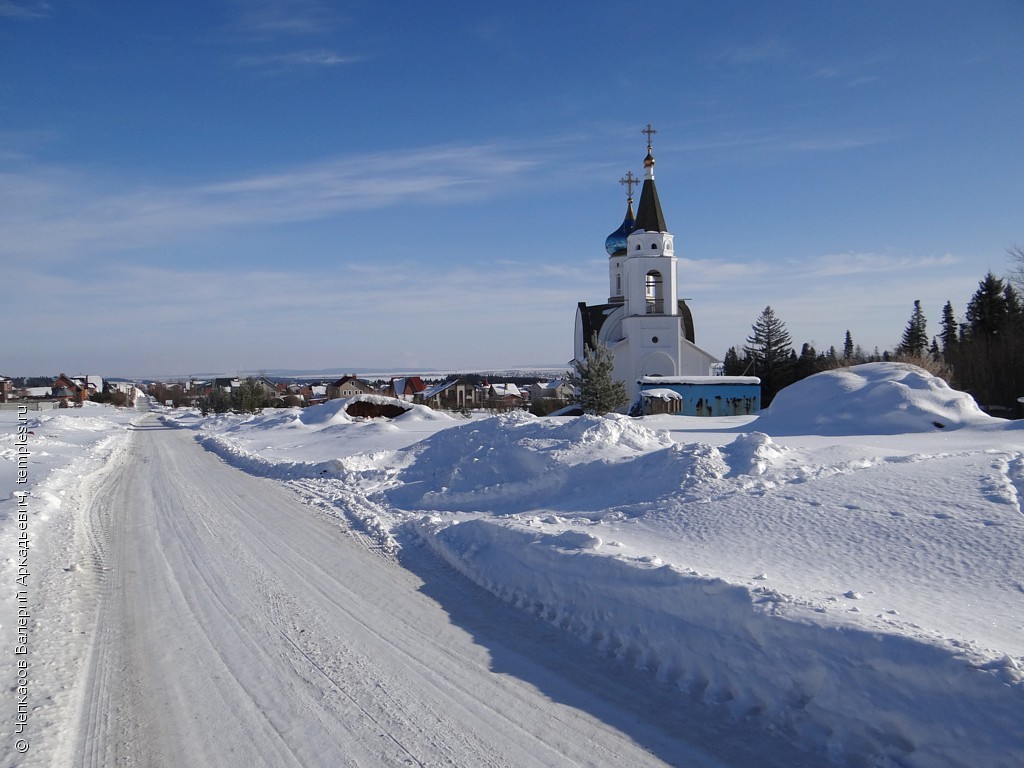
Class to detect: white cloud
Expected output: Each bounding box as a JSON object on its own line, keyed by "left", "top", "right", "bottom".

{"left": 802, "top": 251, "right": 959, "bottom": 278}
{"left": 5, "top": 258, "right": 584, "bottom": 374}
{"left": 235, "top": 49, "right": 362, "bottom": 68}
{"left": 231, "top": 0, "right": 338, "bottom": 38}
{"left": 721, "top": 39, "right": 790, "bottom": 66}
{"left": 0, "top": 1, "right": 50, "bottom": 20}
{"left": 0, "top": 142, "right": 543, "bottom": 262}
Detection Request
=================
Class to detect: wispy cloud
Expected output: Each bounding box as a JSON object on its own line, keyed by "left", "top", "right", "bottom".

{"left": 688, "top": 250, "right": 977, "bottom": 354}
{"left": 808, "top": 54, "right": 887, "bottom": 87}
{"left": 234, "top": 49, "right": 363, "bottom": 69}
{"left": 675, "top": 126, "right": 892, "bottom": 158}
{"left": 231, "top": 0, "right": 338, "bottom": 38}
{"left": 0, "top": 0, "right": 50, "bottom": 19}
{"left": 5, "top": 257, "right": 582, "bottom": 373}
{"left": 223, "top": 0, "right": 359, "bottom": 74}
{"left": 803, "top": 251, "right": 959, "bottom": 278}
{"left": 0, "top": 142, "right": 543, "bottom": 261}
{"left": 720, "top": 39, "right": 790, "bottom": 66}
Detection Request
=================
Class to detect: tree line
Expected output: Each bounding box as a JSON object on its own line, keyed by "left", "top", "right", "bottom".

{"left": 725, "top": 248, "right": 1024, "bottom": 414}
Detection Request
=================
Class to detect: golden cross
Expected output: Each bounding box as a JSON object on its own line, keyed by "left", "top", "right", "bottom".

{"left": 618, "top": 170, "right": 638, "bottom": 200}
{"left": 641, "top": 123, "right": 657, "bottom": 149}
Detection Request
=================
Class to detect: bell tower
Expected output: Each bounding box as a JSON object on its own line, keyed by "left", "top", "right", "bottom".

{"left": 574, "top": 124, "right": 719, "bottom": 407}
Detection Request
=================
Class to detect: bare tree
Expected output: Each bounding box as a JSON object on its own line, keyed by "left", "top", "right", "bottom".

{"left": 1009, "top": 244, "right": 1024, "bottom": 293}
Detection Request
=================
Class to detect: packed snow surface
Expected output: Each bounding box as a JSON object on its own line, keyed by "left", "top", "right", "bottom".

{"left": 3, "top": 364, "right": 1022, "bottom": 767}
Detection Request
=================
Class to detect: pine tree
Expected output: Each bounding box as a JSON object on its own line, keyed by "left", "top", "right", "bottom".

{"left": 232, "top": 378, "right": 268, "bottom": 413}
{"left": 939, "top": 301, "right": 958, "bottom": 357}
{"left": 843, "top": 330, "right": 854, "bottom": 361}
{"left": 570, "top": 333, "right": 628, "bottom": 415}
{"left": 744, "top": 306, "right": 794, "bottom": 405}
{"left": 722, "top": 346, "right": 742, "bottom": 376}
{"left": 794, "top": 342, "right": 818, "bottom": 381}
{"left": 1004, "top": 283, "right": 1022, "bottom": 317}
{"left": 722, "top": 346, "right": 753, "bottom": 376}
{"left": 966, "top": 273, "right": 1009, "bottom": 339}
{"left": 950, "top": 271, "right": 1024, "bottom": 414}
{"left": 897, "top": 300, "right": 928, "bottom": 358}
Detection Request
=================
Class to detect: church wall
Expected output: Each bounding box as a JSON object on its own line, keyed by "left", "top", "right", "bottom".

{"left": 573, "top": 132, "right": 721, "bottom": 410}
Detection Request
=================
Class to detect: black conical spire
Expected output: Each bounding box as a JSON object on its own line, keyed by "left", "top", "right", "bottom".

{"left": 634, "top": 123, "right": 667, "bottom": 233}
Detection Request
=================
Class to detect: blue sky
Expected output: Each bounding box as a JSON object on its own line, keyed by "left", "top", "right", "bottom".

{"left": 3, "top": 1, "right": 1022, "bottom": 378}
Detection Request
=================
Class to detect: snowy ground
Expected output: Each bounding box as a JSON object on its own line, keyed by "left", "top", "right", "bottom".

{"left": 2, "top": 364, "right": 1022, "bottom": 767}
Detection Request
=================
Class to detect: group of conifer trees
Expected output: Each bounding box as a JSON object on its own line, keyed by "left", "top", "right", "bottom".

{"left": 724, "top": 249, "right": 1024, "bottom": 414}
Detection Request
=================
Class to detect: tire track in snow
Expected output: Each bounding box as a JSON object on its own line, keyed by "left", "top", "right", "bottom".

{"left": 62, "top": 416, "right": 719, "bottom": 767}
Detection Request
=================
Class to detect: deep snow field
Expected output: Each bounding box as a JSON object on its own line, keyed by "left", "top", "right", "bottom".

{"left": 2, "top": 363, "right": 1022, "bottom": 767}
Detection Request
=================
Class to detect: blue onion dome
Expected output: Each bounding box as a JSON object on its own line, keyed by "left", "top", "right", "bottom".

{"left": 605, "top": 198, "right": 636, "bottom": 256}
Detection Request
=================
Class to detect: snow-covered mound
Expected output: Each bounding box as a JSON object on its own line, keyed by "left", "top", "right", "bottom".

{"left": 760, "top": 362, "right": 999, "bottom": 435}
{"left": 152, "top": 390, "right": 1024, "bottom": 766}
{"left": 385, "top": 412, "right": 678, "bottom": 513}
{"left": 415, "top": 515, "right": 1023, "bottom": 768}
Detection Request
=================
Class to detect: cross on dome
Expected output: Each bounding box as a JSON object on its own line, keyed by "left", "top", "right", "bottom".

{"left": 619, "top": 170, "right": 638, "bottom": 202}
{"left": 642, "top": 123, "right": 657, "bottom": 151}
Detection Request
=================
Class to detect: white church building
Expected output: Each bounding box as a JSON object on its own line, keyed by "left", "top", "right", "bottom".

{"left": 574, "top": 127, "right": 721, "bottom": 407}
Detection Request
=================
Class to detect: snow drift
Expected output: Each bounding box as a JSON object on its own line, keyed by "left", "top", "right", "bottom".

{"left": 158, "top": 364, "right": 1024, "bottom": 766}
{"left": 759, "top": 362, "right": 999, "bottom": 435}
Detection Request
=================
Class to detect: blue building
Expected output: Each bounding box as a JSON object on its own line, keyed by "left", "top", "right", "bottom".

{"left": 636, "top": 376, "right": 761, "bottom": 416}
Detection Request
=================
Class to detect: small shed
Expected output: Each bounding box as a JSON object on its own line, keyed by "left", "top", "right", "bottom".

{"left": 637, "top": 376, "right": 761, "bottom": 416}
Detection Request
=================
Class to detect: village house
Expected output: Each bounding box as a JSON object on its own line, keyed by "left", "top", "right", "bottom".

{"left": 386, "top": 376, "right": 427, "bottom": 402}
{"left": 327, "top": 375, "right": 376, "bottom": 400}
{"left": 417, "top": 379, "right": 479, "bottom": 411}
{"left": 529, "top": 380, "right": 574, "bottom": 404}
{"left": 308, "top": 383, "right": 329, "bottom": 405}
{"left": 253, "top": 376, "right": 281, "bottom": 401}
{"left": 52, "top": 373, "right": 88, "bottom": 405}
{"left": 480, "top": 382, "right": 526, "bottom": 411}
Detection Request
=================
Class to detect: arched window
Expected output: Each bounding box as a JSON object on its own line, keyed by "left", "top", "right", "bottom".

{"left": 651, "top": 243, "right": 658, "bottom": 249}
{"left": 645, "top": 270, "right": 664, "bottom": 314}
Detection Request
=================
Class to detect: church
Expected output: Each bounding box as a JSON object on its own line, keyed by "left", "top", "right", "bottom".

{"left": 574, "top": 126, "right": 724, "bottom": 410}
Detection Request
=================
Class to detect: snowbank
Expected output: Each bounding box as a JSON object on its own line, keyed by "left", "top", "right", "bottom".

{"left": 760, "top": 363, "right": 1000, "bottom": 435}
{"left": 157, "top": 365, "right": 1024, "bottom": 766}
{"left": 386, "top": 412, "right": 677, "bottom": 514}
{"left": 414, "top": 516, "right": 1024, "bottom": 767}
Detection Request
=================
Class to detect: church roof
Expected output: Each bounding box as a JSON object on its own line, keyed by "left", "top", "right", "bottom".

{"left": 634, "top": 148, "right": 667, "bottom": 233}
{"left": 604, "top": 198, "right": 636, "bottom": 256}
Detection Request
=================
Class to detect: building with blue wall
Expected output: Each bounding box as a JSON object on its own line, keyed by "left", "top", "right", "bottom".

{"left": 636, "top": 376, "right": 761, "bottom": 416}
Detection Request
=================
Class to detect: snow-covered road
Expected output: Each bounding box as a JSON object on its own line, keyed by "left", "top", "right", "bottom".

{"left": 42, "top": 417, "right": 806, "bottom": 768}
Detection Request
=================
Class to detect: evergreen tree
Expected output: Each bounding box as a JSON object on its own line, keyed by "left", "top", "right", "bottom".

{"left": 939, "top": 301, "right": 958, "bottom": 357}
{"left": 722, "top": 346, "right": 742, "bottom": 376}
{"left": 722, "top": 346, "right": 753, "bottom": 376}
{"left": 965, "top": 272, "right": 1009, "bottom": 339}
{"left": 1004, "top": 283, "right": 1023, "bottom": 318}
{"left": 232, "top": 378, "right": 268, "bottom": 413}
{"left": 199, "top": 388, "right": 232, "bottom": 415}
{"left": 794, "top": 342, "right": 818, "bottom": 381}
{"left": 949, "top": 271, "right": 1024, "bottom": 414}
{"left": 570, "top": 333, "right": 628, "bottom": 415}
{"left": 744, "top": 306, "right": 795, "bottom": 405}
{"left": 897, "top": 300, "right": 928, "bottom": 358}
{"left": 843, "top": 330, "right": 854, "bottom": 361}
